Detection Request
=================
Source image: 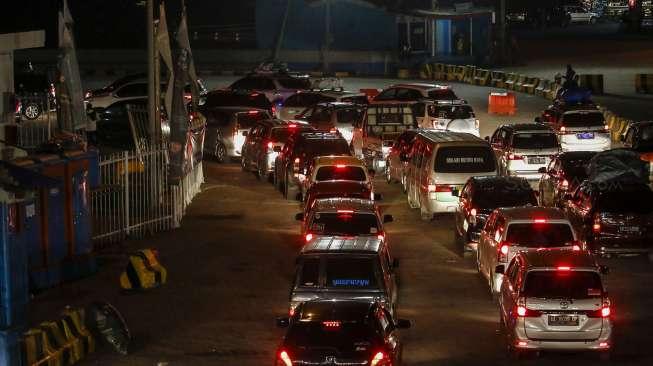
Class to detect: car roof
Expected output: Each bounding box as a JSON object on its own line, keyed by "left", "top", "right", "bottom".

{"left": 312, "top": 198, "right": 376, "bottom": 212}
{"left": 502, "top": 123, "right": 554, "bottom": 132}
{"left": 314, "top": 156, "right": 365, "bottom": 167}
{"left": 390, "top": 83, "right": 451, "bottom": 91}
{"left": 520, "top": 250, "right": 599, "bottom": 271}
{"left": 298, "top": 300, "right": 373, "bottom": 322}
{"left": 301, "top": 235, "right": 383, "bottom": 254}
{"left": 417, "top": 130, "right": 487, "bottom": 144}
{"left": 496, "top": 206, "right": 568, "bottom": 221}
{"left": 316, "top": 90, "right": 366, "bottom": 98}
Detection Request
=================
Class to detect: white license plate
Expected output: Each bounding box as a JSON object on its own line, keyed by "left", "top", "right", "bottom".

{"left": 548, "top": 315, "right": 579, "bottom": 326}
{"left": 528, "top": 157, "right": 545, "bottom": 164}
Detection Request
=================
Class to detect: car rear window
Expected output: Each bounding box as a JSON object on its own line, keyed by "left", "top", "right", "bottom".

{"left": 505, "top": 223, "right": 575, "bottom": 247}
{"left": 278, "top": 77, "right": 312, "bottom": 90}
{"left": 236, "top": 112, "right": 268, "bottom": 129}
{"left": 434, "top": 146, "right": 496, "bottom": 173}
{"left": 298, "top": 258, "right": 320, "bottom": 287}
{"left": 561, "top": 112, "right": 605, "bottom": 127}
{"left": 427, "top": 89, "right": 457, "bottom": 100}
{"left": 326, "top": 257, "right": 378, "bottom": 289}
{"left": 511, "top": 133, "right": 559, "bottom": 149}
{"left": 473, "top": 188, "right": 537, "bottom": 209}
{"left": 303, "top": 139, "right": 351, "bottom": 157}
{"left": 596, "top": 190, "right": 653, "bottom": 214}
{"left": 523, "top": 271, "right": 603, "bottom": 299}
{"left": 310, "top": 212, "right": 379, "bottom": 236}
{"left": 316, "top": 166, "right": 366, "bottom": 182}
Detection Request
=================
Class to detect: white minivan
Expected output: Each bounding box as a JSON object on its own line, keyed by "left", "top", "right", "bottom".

{"left": 404, "top": 131, "right": 498, "bottom": 220}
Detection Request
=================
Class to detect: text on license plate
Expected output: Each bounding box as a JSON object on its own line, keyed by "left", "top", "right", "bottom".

{"left": 576, "top": 132, "right": 595, "bottom": 139}
{"left": 528, "top": 157, "right": 545, "bottom": 164}
{"left": 548, "top": 315, "right": 579, "bottom": 326}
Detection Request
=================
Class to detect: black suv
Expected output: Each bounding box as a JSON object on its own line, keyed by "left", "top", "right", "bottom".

{"left": 275, "top": 300, "right": 410, "bottom": 366}
{"left": 274, "top": 132, "right": 351, "bottom": 200}
{"left": 564, "top": 182, "right": 653, "bottom": 255}
{"left": 454, "top": 176, "right": 538, "bottom": 247}
{"left": 537, "top": 151, "right": 597, "bottom": 208}
{"left": 621, "top": 121, "right": 653, "bottom": 153}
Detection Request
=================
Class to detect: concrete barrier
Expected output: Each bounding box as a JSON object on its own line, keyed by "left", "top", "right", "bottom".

{"left": 463, "top": 65, "right": 476, "bottom": 84}
{"left": 473, "top": 69, "right": 491, "bottom": 86}
{"left": 433, "top": 63, "right": 447, "bottom": 80}
{"left": 397, "top": 69, "right": 410, "bottom": 79}
{"left": 490, "top": 71, "right": 506, "bottom": 88}
{"left": 535, "top": 79, "right": 552, "bottom": 98}
{"left": 521, "top": 77, "right": 540, "bottom": 94}
{"left": 579, "top": 74, "right": 604, "bottom": 95}
{"left": 635, "top": 74, "right": 653, "bottom": 94}
{"left": 504, "top": 73, "right": 518, "bottom": 90}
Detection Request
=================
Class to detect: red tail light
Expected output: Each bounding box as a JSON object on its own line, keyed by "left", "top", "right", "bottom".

{"left": 335, "top": 164, "right": 346, "bottom": 169}
{"left": 278, "top": 350, "right": 292, "bottom": 366}
{"left": 377, "top": 232, "right": 385, "bottom": 241}
{"left": 370, "top": 351, "right": 386, "bottom": 366}
{"left": 470, "top": 208, "right": 477, "bottom": 217}
{"left": 267, "top": 141, "right": 274, "bottom": 152}
{"left": 514, "top": 298, "right": 541, "bottom": 318}
{"left": 588, "top": 299, "right": 611, "bottom": 318}
{"left": 497, "top": 242, "right": 510, "bottom": 262}
{"left": 557, "top": 266, "right": 571, "bottom": 271}
{"left": 322, "top": 321, "right": 341, "bottom": 328}
{"left": 337, "top": 210, "right": 354, "bottom": 214}
{"left": 305, "top": 233, "right": 313, "bottom": 242}
{"left": 288, "top": 124, "right": 297, "bottom": 128}
{"left": 592, "top": 214, "right": 601, "bottom": 233}
{"left": 560, "top": 126, "right": 567, "bottom": 133}
{"left": 507, "top": 153, "right": 523, "bottom": 160}
{"left": 248, "top": 110, "right": 259, "bottom": 114}
{"left": 427, "top": 184, "right": 452, "bottom": 193}
{"left": 533, "top": 218, "right": 547, "bottom": 224}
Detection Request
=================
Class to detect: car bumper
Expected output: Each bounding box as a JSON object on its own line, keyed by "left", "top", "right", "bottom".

{"left": 560, "top": 140, "right": 610, "bottom": 152}
{"left": 512, "top": 320, "right": 612, "bottom": 351}
{"left": 426, "top": 197, "right": 458, "bottom": 214}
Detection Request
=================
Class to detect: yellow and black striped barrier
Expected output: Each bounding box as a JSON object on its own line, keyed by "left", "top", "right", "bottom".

{"left": 60, "top": 308, "right": 95, "bottom": 359}
{"left": 473, "top": 69, "right": 491, "bottom": 86}
{"left": 636, "top": 74, "right": 653, "bottom": 94}
{"left": 579, "top": 74, "right": 604, "bottom": 95}
{"left": 513, "top": 75, "right": 529, "bottom": 92}
{"left": 23, "top": 328, "right": 63, "bottom": 366}
{"left": 120, "top": 249, "right": 168, "bottom": 290}
{"left": 463, "top": 65, "right": 476, "bottom": 84}
{"left": 521, "top": 77, "right": 541, "bottom": 94}
{"left": 433, "top": 63, "right": 446, "bottom": 80}
{"left": 503, "top": 73, "right": 519, "bottom": 90}
{"left": 419, "top": 63, "right": 432, "bottom": 80}
{"left": 490, "top": 71, "right": 506, "bottom": 88}
{"left": 535, "top": 79, "right": 551, "bottom": 97}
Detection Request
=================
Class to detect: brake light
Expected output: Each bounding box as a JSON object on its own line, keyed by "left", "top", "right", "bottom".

{"left": 603, "top": 125, "right": 610, "bottom": 132}
{"left": 288, "top": 124, "right": 297, "bottom": 128}
{"left": 267, "top": 141, "right": 274, "bottom": 149}
{"left": 533, "top": 218, "right": 547, "bottom": 224}
{"left": 589, "top": 299, "right": 611, "bottom": 318}
{"left": 498, "top": 242, "right": 509, "bottom": 262}
{"left": 507, "top": 153, "right": 523, "bottom": 160}
{"left": 271, "top": 105, "right": 277, "bottom": 115}
{"left": 248, "top": 110, "right": 259, "bottom": 114}
{"left": 335, "top": 164, "right": 347, "bottom": 169}
{"left": 560, "top": 126, "right": 567, "bottom": 133}
{"left": 305, "top": 233, "right": 313, "bottom": 242}
{"left": 601, "top": 306, "right": 611, "bottom": 317}
{"left": 517, "top": 306, "right": 527, "bottom": 317}
{"left": 377, "top": 232, "right": 385, "bottom": 241}
{"left": 470, "top": 208, "right": 477, "bottom": 217}
{"left": 593, "top": 214, "right": 601, "bottom": 233}
{"left": 514, "top": 298, "right": 541, "bottom": 318}
{"left": 278, "top": 350, "right": 292, "bottom": 366}
{"left": 294, "top": 158, "right": 300, "bottom": 163}
{"left": 561, "top": 179, "right": 569, "bottom": 190}
{"left": 330, "top": 127, "right": 337, "bottom": 133}
{"left": 322, "top": 321, "right": 341, "bottom": 328}
{"left": 557, "top": 266, "right": 571, "bottom": 271}
{"left": 337, "top": 210, "right": 354, "bottom": 214}
{"left": 428, "top": 184, "right": 452, "bottom": 192}
{"left": 572, "top": 244, "right": 581, "bottom": 251}
{"left": 370, "top": 351, "right": 386, "bottom": 366}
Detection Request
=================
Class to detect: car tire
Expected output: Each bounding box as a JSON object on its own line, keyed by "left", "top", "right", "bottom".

{"left": 23, "top": 102, "right": 41, "bottom": 120}
{"left": 215, "top": 143, "right": 227, "bottom": 164}
{"left": 256, "top": 165, "right": 264, "bottom": 181}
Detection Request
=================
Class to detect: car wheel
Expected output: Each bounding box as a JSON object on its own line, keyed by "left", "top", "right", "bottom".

{"left": 23, "top": 102, "right": 41, "bottom": 120}
{"left": 256, "top": 165, "right": 264, "bottom": 181}
{"left": 215, "top": 143, "right": 227, "bottom": 164}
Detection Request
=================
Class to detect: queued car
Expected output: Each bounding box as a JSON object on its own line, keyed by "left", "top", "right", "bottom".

{"left": 202, "top": 107, "right": 271, "bottom": 162}
{"left": 477, "top": 206, "right": 580, "bottom": 294}
{"left": 538, "top": 151, "right": 597, "bottom": 208}
{"left": 228, "top": 72, "right": 312, "bottom": 106}
{"left": 289, "top": 232, "right": 399, "bottom": 317}
{"left": 14, "top": 71, "right": 56, "bottom": 121}
{"left": 296, "top": 102, "right": 366, "bottom": 143}
{"left": 489, "top": 123, "right": 560, "bottom": 182}
{"left": 295, "top": 197, "right": 393, "bottom": 239}
{"left": 454, "top": 176, "right": 538, "bottom": 249}
{"left": 301, "top": 156, "right": 374, "bottom": 201}
{"left": 275, "top": 300, "right": 411, "bottom": 366}
{"left": 405, "top": 131, "right": 498, "bottom": 221}
{"left": 385, "top": 130, "right": 417, "bottom": 191}
{"left": 303, "top": 181, "right": 381, "bottom": 216}
{"left": 496, "top": 250, "right": 611, "bottom": 359}
{"left": 563, "top": 5, "right": 600, "bottom": 24}
{"left": 274, "top": 131, "right": 351, "bottom": 200}
{"left": 620, "top": 120, "right": 653, "bottom": 162}
{"left": 371, "top": 83, "right": 459, "bottom": 105}
{"left": 563, "top": 181, "right": 653, "bottom": 256}
{"left": 240, "top": 119, "right": 314, "bottom": 181}
{"left": 200, "top": 89, "right": 273, "bottom": 115}
{"left": 539, "top": 101, "right": 611, "bottom": 152}
{"left": 417, "top": 101, "right": 480, "bottom": 137}
{"left": 277, "top": 89, "right": 368, "bottom": 120}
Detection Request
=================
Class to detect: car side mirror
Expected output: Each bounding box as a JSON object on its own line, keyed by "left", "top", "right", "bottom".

{"left": 383, "top": 214, "right": 394, "bottom": 223}
{"left": 373, "top": 193, "right": 383, "bottom": 201}
{"left": 392, "top": 258, "right": 400, "bottom": 269}
{"left": 276, "top": 317, "right": 290, "bottom": 328}
{"left": 538, "top": 167, "right": 547, "bottom": 174}
{"left": 600, "top": 265, "right": 610, "bottom": 275}
{"left": 534, "top": 117, "right": 542, "bottom": 123}
{"left": 273, "top": 146, "right": 282, "bottom": 152}
{"left": 484, "top": 136, "right": 490, "bottom": 142}
{"left": 495, "top": 265, "right": 505, "bottom": 275}
{"left": 396, "top": 319, "right": 412, "bottom": 329}
{"left": 368, "top": 168, "right": 376, "bottom": 177}
{"left": 295, "top": 213, "right": 304, "bottom": 221}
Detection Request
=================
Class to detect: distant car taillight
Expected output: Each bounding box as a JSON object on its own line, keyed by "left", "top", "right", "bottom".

{"left": 427, "top": 184, "right": 452, "bottom": 193}
{"left": 370, "top": 351, "right": 387, "bottom": 366}
{"left": 507, "top": 153, "right": 523, "bottom": 160}
{"left": 277, "top": 350, "right": 292, "bottom": 366}
{"left": 514, "top": 297, "right": 541, "bottom": 318}
{"left": 561, "top": 178, "right": 569, "bottom": 190}
{"left": 592, "top": 214, "right": 602, "bottom": 233}
{"left": 497, "top": 241, "right": 510, "bottom": 262}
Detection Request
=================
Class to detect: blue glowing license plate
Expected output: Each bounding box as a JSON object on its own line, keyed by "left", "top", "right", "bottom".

{"left": 576, "top": 132, "right": 595, "bottom": 139}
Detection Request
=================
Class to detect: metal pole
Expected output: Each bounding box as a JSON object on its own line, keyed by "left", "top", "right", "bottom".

{"left": 147, "top": 0, "right": 156, "bottom": 142}
{"left": 153, "top": 19, "right": 161, "bottom": 144}
{"left": 273, "top": 0, "right": 292, "bottom": 61}
{"left": 469, "top": 17, "right": 473, "bottom": 57}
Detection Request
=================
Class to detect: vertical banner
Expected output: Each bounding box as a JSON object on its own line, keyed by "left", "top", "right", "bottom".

{"left": 157, "top": 2, "right": 174, "bottom": 121}
{"left": 57, "top": 0, "right": 86, "bottom": 132}
{"left": 176, "top": 4, "right": 200, "bottom": 107}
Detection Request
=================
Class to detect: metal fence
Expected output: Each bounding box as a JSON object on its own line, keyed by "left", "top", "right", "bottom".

{"left": 15, "top": 96, "right": 56, "bottom": 149}
{"left": 90, "top": 143, "right": 203, "bottom": 250}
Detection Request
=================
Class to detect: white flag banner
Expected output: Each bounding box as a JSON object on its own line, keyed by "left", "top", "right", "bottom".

{"left": 157, "top": 2, "right": 174, "bottom": 117}
{"left": 176, "top": 5, "right": 199, "bottom": 104}
{"left": 57, "top": 1, "right": 86, "bottom": 132}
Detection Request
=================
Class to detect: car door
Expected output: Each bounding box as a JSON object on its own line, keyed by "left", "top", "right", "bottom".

{"left": 564, "top": 186, "right": 585, "bottom": 232}
{"left": 456, "top": 181, "right": 472, "bottom": 235}
{"left": 484, "top": 215, "right": 505, "bottom": 279}
{"left": 539, "top": 158, "right": 557, "bottom": 206}
{"left": 376, "top": 308, "right": 401, "bottom": 363}
{"left": 500, "top": 257, "right": 522, "bottom": 327}
{"left": 490, "top": 128, "right": 507, "bottom": 173}
{"left": 478, "top": 211, "right": 497, "bottom": 276}
{"left": 418, "top": 143, "right": 434, "bottom": 206}
{"left": 380, "top": 248, "right": 397, "bottom": 307}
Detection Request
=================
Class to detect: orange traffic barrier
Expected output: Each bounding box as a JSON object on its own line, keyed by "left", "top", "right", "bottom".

{"left": 488, "top": 92, "right": 516, "bottom": 115}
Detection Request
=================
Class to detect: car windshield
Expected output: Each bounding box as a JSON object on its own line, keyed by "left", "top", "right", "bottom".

{"left": 336, "top": 108, "right": 365, "bottom": 124}
{"left": 427, "top": 89, "right": 457, "bottom": 100}
{"left": 523, "top": 271, "right": 603, "bottom": 299}
{"left": 304, "top": 139, "right": 351, "bottom": 157}
{"left": 429, "top": 105, "right": 474, "bottom": 119}
{"left": 285, "top": 321, "right": 371, "bottom": 351}
{"left": 325, "top": 257, "right": 379, "bottom": 289}
{"left": 278, "top": 77, "right": 311, "bottom": 90}
{"left": 473, "top": 187, "right": 536, "bottom": 210}
{"left": 434, "top": 147, "right": 496, "bottom": 173}
{"left": 271, "top": 127, "right": 312, "bottom": 142}
{"left": 596, "top": 190, "right": 653, "bottom": 214}
{"left": 310, "top": 212, "right": 379, "bottom": 236}
{"left": 505, "top": 223, "right": 575, "bottom": 247}
{"left": 316, "top": 166, "right": 366, "bottom": 182}
{"left": 561, "top": 112, "right": 605, "bottom": 127}
{"left": 512, "top": 133, "right": 558, "bottom": 149}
